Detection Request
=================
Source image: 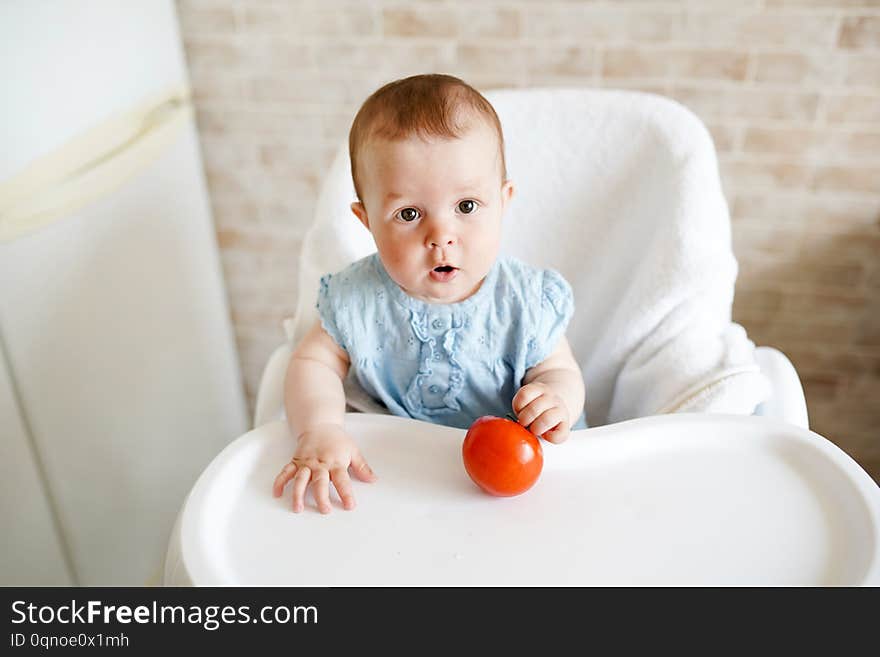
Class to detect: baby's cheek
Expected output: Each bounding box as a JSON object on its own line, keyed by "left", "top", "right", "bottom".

{"left": 380, "top": 252, "right": 411, "bottom": 282}
{"left": 390, "top": 244, "right": 418, "bottom": 267}
{"left": 472, "top": 227, "right": 502, "bottom": 262}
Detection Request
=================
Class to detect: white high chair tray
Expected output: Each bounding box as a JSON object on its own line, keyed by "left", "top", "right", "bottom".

{"left": 165, "top": 413, "right": 880, "bottom": 586}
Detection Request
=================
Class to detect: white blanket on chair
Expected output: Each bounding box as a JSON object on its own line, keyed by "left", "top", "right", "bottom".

{"left": 489, "top": 89, "right": 772, "bottom": 424}
{"left": 285, "top": 88, "right": 772, "bottom": 426}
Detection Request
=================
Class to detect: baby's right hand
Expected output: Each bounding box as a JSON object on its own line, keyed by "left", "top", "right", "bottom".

{"left": 272, "top": 423, "right": 377, "bottom": 514}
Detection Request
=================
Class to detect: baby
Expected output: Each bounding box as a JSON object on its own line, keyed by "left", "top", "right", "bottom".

{"left": 273, "top": 74, "right": 586, "bottom": 514}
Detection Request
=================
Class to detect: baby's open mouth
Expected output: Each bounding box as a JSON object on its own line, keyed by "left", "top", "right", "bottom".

{"left": 429, "top": 265, "right": 459, "bottom": 282}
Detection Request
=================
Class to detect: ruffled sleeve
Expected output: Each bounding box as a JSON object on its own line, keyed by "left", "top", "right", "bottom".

{"left": 525, "top": 268, "right": 575, "bottom": 370}
{"left": 315, "top": 273, "right": 349, "bottom": 352}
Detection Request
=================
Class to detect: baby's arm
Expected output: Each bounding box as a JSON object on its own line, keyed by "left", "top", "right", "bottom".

{"left": 285, "top": 319, "right": 350, "bottom": 435}
{"left": 272, "top": 319, "right": 377, "bottom": 513}
{"left": 512, "top": 336, "right": 585, "bottom": 444}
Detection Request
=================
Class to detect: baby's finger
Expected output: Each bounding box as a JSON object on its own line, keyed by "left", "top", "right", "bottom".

{"left": 331, "top": 467, "right": 356, "bottom": 510}
{"left": 291, "top": 466, "right": 311, "bottom": 513}
{"left": 272, "top": 462, "right": 298, "bottom": 497}
{"left": 512, "top": 385, "right": 543, "bottom": 416}
{"left": 542, "top": 417, "right": 571, "bottom": 444}
{"left": 349, "top": 450, "right": 377, "bottom": 483}
{"left": 531, "top": 408, "right": 566, "bottom": 439}
{"left": 311, "top": 469, "right": 332, "bottom": 514}
{"left": 516, "top": 394, "right": 553, "bottom": 429}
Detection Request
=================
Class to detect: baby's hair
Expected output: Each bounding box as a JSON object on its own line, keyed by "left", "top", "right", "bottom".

{"left": 348, "top": 73, "right": 507, "bottom": 200}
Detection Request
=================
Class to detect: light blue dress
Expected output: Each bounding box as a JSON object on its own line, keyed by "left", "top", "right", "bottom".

{"left": 316, "top": 253, "right": 587, "bottom": 430}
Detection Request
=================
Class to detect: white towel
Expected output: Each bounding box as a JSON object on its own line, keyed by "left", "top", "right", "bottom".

{"left": 286, "top": 88, "right": 771, "bottom": 426}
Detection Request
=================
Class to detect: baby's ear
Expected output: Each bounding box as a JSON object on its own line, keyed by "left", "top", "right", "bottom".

{"left": 351, "top": 201, "right": 370, "bottom": 231}
{"left": 501, "top": 180, "right": 515, "bottom": 210}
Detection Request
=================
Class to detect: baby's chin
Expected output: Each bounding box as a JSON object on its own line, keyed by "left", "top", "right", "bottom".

{"left": 405, "top": 287, "right": 467, "bottom": 305}
{"left": 409, "top": 276, "right": 487, "bottom": 305}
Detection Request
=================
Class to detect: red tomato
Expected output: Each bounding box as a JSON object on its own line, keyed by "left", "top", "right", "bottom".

{"left": 462, "top": 415, "right": 543, "bottom": 497}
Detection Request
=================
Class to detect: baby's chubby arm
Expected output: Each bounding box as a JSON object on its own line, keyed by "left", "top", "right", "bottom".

{"left": 272, "top": 319, "right": 377, "bottom": 513}
{"left": 512, "top": 336, "right": 585, "bottom": 444}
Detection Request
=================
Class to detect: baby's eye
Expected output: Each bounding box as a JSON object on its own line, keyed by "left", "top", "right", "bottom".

{"left": 396, "top": 207, "right": 420, "bottom": 223}
{"left": 457, "top": 199, "right": 478, "bottom": 214}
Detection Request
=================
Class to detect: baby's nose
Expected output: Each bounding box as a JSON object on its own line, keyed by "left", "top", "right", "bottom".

{"left": 425, "top": 215, "right": 457, "bottom": 248}
{"left": 426, "top": 226, "right": 456, "bottom": 248}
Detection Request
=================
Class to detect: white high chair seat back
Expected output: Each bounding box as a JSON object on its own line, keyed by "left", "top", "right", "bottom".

{"left": 286, "top": 88, "right": 770, "bottom": 427}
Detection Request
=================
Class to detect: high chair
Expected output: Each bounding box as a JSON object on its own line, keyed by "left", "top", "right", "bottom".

{"left": 164, "top": 89, "right": 879, "bottom": 586}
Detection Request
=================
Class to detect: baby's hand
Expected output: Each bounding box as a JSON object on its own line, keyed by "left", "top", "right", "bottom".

{"left": 512, "top": 382, "right": 571, "bottom": 444}
{"left": 272, "top": 423, "right": 377, "bottom": 514}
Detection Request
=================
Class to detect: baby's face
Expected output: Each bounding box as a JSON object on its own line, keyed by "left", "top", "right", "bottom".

{"left": 352, "top": 119, "right": 514, "bottom": 304}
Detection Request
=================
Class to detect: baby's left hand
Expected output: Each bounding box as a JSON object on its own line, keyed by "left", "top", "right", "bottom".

{"left": 512, "top": 382, "right": 571, "bottom": 444}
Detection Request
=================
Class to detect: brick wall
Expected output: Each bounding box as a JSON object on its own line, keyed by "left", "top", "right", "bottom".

{"left": 176, "top": 0, "right": 880, "bottom": 481}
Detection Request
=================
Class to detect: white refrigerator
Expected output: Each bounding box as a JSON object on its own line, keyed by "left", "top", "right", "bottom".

{"left": 0, "top": 1, "right": 248, "bottom": 584}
